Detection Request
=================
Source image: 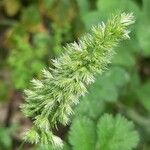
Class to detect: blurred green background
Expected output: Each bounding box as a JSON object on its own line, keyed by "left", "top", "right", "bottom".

{"left": 0, "top": 0, "right": 150, "bottom": 149}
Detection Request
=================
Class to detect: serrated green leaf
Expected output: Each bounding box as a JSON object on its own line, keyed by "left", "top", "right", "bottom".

{"left": 93, "top": 66, "right": 129, "bottom": 102}
{"left": 112, "top": 48, "right": 135, "bottom": 68}
{"left": 75, "top": 96, "right": 105, "bottom": 120}
{"left": 96, "top": 80, "right": 118, "bottom": 102}
{"left": 96, "top": 114, "right": 139, "bottom": 150}
{"left": 106, "top": 67, "right": 130, "bottom": 88}
{"left": 69, "top": 117, "right": 96, "bottom": 150}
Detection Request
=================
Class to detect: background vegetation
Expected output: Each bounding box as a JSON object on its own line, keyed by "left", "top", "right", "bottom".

{"left": 0, "top": 0, "right": 149, "bottom": 150}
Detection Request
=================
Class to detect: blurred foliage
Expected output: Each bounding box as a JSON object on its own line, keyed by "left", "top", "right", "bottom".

{"left": 0, "top": 127, "right": 12, "bottom": 150}
{"left": 0, "top": 125, "right": 17, "bottom": 150}
{"left": 7, "top": 29, "right": 50, "bottom": 89}
{"left": 0, "top": 0, "right": 150, "bottom": 149}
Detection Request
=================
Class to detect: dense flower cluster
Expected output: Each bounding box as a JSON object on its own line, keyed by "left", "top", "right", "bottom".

{"left": 21, "top": 13, "right": 135, "bottom": 148}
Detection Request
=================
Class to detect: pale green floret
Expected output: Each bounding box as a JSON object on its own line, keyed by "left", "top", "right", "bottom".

{"left": 21, "top": 13, "right": 135, "bottom": 148}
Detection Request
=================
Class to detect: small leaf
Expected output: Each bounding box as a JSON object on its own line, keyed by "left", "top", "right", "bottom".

{"left": 136, "top": 80, "right": 150, "bottom": 112}
{"left": 69, "top": 117, "right": 96, "bottom": 150}
{"left": 112, "top": 48, "right": 135, "bottom": 68}
{"left": 96, "top": 114, "right": 139, "bottom": 150}
{"left": 75, "top": 95, "right": 105, "bottom": 120}
{"left": 137, "top": 20, "right": 150, "bottom": 56}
